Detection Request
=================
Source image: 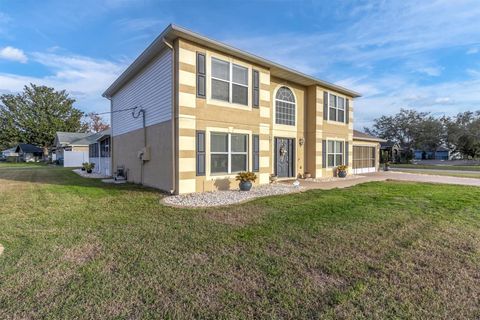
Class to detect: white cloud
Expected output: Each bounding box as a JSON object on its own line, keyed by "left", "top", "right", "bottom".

{"left": 114, "top": 18, "right": 166, "bottom": 32}
{"left": 434, "top": 97, "right": 452, "bottom": 104}
{"left": 416, "top": 67, "right": 443, "bottom": 77}
{"left": 222, "top": 0, "right": 480, "bottom": 129}
{"left": 466, "top": 47, "right": 479, "bottom": 54}
{"left": 226, "top": 1, "right": 480, "bottom": 74}
{"left": 352, "top": 75, "right": 480, "bottom": 129}
{"left": 0, "top": 46, "right": 27, "bottom": 63}
{"left": 0, "top": 52, "right": 126, "bottom": 115}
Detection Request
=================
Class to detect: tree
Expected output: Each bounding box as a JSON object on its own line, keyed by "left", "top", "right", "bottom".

{"left": 84, "top": 112, "right": 110, "bottom": 133}
{"left": 443, "top": 111, "right": 480, "bottom": 159}
{"left": 364, "top": 108, "right": 428, "bottom": 152}
{"left": 414, "top": 116, "right": 444, "bottom": 151}
{"left": 0, "top": 84, "right": 86, "bottom": 154}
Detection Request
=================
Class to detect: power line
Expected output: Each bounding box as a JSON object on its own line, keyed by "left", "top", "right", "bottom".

{"left": 91, "top": 107, "right": 137, "bottom": 116}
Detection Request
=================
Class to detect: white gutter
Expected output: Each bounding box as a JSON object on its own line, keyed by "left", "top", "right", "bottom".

{"left": 162, "top": 37, "right": 177, "bottom": 195}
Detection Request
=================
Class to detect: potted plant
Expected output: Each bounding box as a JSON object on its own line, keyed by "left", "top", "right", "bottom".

{"left": 84, "top": 162, "right": 95, "bottom": 174}
{"left": 269, "top": 174, "right": 278, "bottom": 184}
{"left": 337, "top": 165, "right": 348, "bottom": 178}
{"left": 81, "top": 162, "right": 88, "bottom": 171}
{"left": 236, "top": 171, "right": 257, "bottom": 191}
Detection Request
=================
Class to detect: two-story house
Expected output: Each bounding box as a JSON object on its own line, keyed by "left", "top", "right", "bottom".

{"left": 103, "top": 24, "right": 383, "bottom": 194}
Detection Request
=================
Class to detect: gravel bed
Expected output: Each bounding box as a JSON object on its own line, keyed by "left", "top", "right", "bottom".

{"left": 308, "top": 174, "right": 365, "bottom": 183}
{"left": 73, "top": 169, "right": 110, "bottom": 179}
{"left": 163, "top": 183, "right": 302, "bottom": 207}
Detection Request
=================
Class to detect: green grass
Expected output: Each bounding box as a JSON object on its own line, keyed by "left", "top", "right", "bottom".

{"left": 0, "top": 161, "right": 47, "bottom": 168}
{"left": 391, "top": 163, "right": 480, "bottom": 171}
{"left": 1, "top": 166, "right": 479, "bottom": 319}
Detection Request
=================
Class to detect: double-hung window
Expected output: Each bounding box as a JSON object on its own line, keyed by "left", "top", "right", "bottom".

{"left": 327, "top": 140, "right": 344, "bottom": 167}
{"left": 211, "top": 57, "right": 248, "bottom": 106}
{"left": 211, "top": 132, "right": 248, "bottom": 174}
{"left": 328, "top": 94, "right": 345, "bottom": 123}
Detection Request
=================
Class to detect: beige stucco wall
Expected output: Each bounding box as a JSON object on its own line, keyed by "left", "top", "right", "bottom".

{"left": 176, "top": 38, "right": 312, "bottom": 193}
{"left": 176, "top": 39, "right": 272, "bottom": 193}
{"left": 304, "top": 86, "right": 354, "bottom": 178}
{"left": 112, "top": 120, "right": 173, "bottom": 191}
{"left": 270, "top": 76, "right": 306, "bottom": 178}
{"left": 175, "top": 38, "right": 355, "bottom": 193}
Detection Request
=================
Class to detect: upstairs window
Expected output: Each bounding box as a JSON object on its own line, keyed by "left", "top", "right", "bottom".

{"left": 275, "top": 86, "right": 296, "bottom": 125}
{"left": 211, "top": 58, "right": 248, "bottom": 106}
{"left": 328, "top": 94, "right": 345, "bottom": 123}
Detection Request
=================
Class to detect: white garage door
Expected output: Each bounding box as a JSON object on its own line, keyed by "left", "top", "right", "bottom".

{"left": 353, "top": 146, "right": 376, "bottom": 174}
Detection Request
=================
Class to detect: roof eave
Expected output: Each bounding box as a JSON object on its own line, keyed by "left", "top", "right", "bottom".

{"left": 353, "top": 136, "right": 387, "bottom": 143}
{"left": 103, "top": 24, "right": 361, "bottom": 99}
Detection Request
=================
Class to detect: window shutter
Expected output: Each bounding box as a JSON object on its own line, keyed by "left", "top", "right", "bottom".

{"left": 346, "top": 99, "right": 350, "bottom": 124}
{"left": 196, "top": 130, "right": 206, "bottom": 176}
{"left": 196, "top": 53, "right": 206, "bottom": 98}
{"left": 252, "top": 70, "right": 259, "bottom": 108}
{"left": 323, "top": 91, "right": 328, "bottom": 120}
{"left": 252, "top": 134, "right": 259, "bottom": 172}
{"left": 345, "top": 142, "right": 349, "bottom": 166}
{"left": 322, "top": 140, "right": 327, "bottom": 168}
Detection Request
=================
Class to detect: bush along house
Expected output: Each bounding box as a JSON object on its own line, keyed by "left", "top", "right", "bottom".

{"left": 102, "top": 24, "right": 383, "bottom": 194}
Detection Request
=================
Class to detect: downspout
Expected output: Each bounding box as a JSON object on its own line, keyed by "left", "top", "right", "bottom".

{"left": 132, "top": 107, "right": 146, "bottom": 184}
{"left": 162, "top": 37, "right": 176, "bottom": 195}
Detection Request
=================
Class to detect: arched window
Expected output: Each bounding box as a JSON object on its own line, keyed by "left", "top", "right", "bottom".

{"left": 275, "top": 86, "right": 295, "bottom": 125}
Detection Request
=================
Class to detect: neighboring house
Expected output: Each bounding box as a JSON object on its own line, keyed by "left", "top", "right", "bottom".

{"left": 1, "top": 147, "right": 18, "bottom": 160}
{"left": 54, "top": 130, "right": 111, "bottom": 169}
{"left": 15, "top": 144, "right": 43, "bottom": 162}
{"left": 54, "top": 132, "right": 92, "bottom": 167}
{"left": 413, "top": 147, "right": 449, "bottom": 160}
{"left": 54, "top": 132, "right": 91, "bottom": 157}
{"left": 380, "top": 141, "right": 404, "bottom": 163}
{"left": 352, "top": 130, "right": 386, "bottom": 174}
{"left": 102, "top": 24, "right": 382, "bottom": 194}
{"left": 88, "top": 129, "right": 112, "bottom": 176}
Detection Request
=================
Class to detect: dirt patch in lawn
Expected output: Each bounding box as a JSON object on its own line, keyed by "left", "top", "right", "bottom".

{"left": 63, "top": 241, "right": 102, "bottom": 265}
{"left": 203, "top": 204, "right": 270, "bottom": 226}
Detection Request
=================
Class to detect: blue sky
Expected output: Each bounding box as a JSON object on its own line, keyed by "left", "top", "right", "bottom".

{"left": 1, "top": 0, "right": 480, "bottom": 129}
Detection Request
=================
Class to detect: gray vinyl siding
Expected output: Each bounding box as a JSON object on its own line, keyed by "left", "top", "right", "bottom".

{"left": 111, "top": 49, "right": 172, "bottom": 137}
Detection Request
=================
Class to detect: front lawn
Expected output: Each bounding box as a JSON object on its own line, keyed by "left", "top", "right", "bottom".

{"left": 0, "top": 166, "right": 479, "bottom": 319}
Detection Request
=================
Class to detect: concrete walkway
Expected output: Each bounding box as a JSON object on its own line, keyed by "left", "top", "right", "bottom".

{"left": 285, "top": 171, "right": 480, "bottom": 190}
{"left": 381, "top": 171, "right": 480, "bottom": 186}
{"left": 390, "top": 167, "right": 480, "bottom": 174}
